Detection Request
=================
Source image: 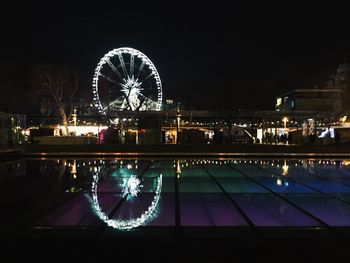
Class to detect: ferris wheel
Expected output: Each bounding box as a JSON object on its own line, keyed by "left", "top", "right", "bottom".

{"left": 92, "top": 47, "right": 163, "bottom": 117}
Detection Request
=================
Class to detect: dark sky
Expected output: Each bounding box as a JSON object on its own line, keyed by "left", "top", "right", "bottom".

{"left": 1, "top": 2, "right": 350, "bottom": 113}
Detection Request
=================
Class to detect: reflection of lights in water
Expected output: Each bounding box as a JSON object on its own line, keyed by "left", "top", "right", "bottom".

{"left": 282, "top": 160, "right": 289, "bottom": 176}
{"left": 70, "top": 160, "right": 77, "bottom": 179}
{"left": 91, "top": 172, "right": 162, "bottom": 231}
{"left": 122, "top": 175, "right": 142, "bottom": 199}
{"left": 342, "top": 160, "right": 350, "bottom": 166}
{"left": 277, "top": 178, "right": 282, "bottom": 186}
{"left": 176, "top": 160, "right": 181, "bottom": 178}
{"left": 276, "top": 178, "right": 289, "bottom": 187}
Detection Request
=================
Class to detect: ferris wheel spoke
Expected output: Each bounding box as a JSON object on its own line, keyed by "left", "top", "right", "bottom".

{"left": 98, "top": 73, "right": 121, "bottom": 85}
{"left": 139, "top": 72, "right": 154, "bottom": 84}
{"left": 138, "top": 92, "right": 150, "bottom": 100}
{"left": 130, "top": 54, "right": 135, "bottom": 77}
{"left": 139, "top": 81, "right": 156, "bottom": 91}
{"left": 136, "top": 60, "right": 146, "bottom": 80}
{"left": 106, "top": 59, "right": 124, "bottom": 80}
{"left": 103, "top": 101, "right": 118, "bottom": 111}
{"left": 117, "top": 53, "right": 129, "bottom": 78}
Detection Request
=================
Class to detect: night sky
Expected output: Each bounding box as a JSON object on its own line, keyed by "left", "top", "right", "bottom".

{"left": 1, "top": 2, "right": 350, "bottom": 114}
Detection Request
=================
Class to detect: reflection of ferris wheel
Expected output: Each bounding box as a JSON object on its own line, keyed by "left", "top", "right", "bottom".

{"left": 92, "top": 47, "right": 163, "bottom": 116}
{"left": 91, "top": 171, "right": 162, "bottom": 231}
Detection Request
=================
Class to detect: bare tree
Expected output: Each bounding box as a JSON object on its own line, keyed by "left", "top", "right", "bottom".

{"left": 31, "top": 64, "right": 79, "bottom": 135}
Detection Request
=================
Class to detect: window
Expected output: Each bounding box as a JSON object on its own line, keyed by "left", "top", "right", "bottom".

{"left": 276, "top": 98, "right": 282, "bottom": 106}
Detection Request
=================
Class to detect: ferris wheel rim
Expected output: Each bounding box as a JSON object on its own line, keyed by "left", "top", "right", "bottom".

{"left": 92, "top": 47, "right": 163, "bottom": 116}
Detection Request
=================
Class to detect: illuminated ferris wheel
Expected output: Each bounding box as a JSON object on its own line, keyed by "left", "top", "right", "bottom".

{"left": 92, "top": 47, "right": 163, "bottom": 117}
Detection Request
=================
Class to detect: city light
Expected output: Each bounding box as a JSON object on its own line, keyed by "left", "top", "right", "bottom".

{"left": 282, "top": 117, "right": 288, "bottom": 129}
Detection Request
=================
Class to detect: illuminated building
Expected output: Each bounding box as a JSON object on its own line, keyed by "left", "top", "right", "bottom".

{"left": 275, "top": 61, "right": 350, "bottom": 112}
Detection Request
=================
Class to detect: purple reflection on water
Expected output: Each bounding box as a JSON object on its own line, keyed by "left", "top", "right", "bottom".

{"left": 231, "top": 194, "right": 321, "bottom": 227}
{"left": 97, "top": 178, "right": 123, "bottom": 192}
{"left": 284, "top": 194, "right": 350, "bottom": 226}
{"left": 180, "top": 194, "right": 247, "bottom": 226}
{"left": 147, "top": 194, "right": 175, "bottom": 226}
{"left": 113, "top": 193, "right": 174, "bottom": 226}
{"left": 35, "top": 193, "right": 122, "bottom": 226}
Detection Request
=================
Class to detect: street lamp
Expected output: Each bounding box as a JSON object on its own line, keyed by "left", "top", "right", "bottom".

{"left": 282, "top": 117, "right": 288, "bottom": 129}
{"left": 72, "top": 108, "right": 78, "bottom": 127}
{"left": 176, "top": 106, "right": 181, "bottom": 144}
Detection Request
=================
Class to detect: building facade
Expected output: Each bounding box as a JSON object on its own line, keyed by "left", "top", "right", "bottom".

{"left": 275, "top": 89, "right": 342, "bottom": 112}
{"left": 276, "top": 61, "right": 350, "bottom": 112}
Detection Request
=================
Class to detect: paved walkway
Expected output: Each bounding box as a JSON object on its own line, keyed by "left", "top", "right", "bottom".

{"left": 20, "top": 143, "right": 350, "bottom": 157}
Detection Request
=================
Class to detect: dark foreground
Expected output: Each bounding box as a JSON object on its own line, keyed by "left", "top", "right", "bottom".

{"left": 4, "top": 233, "right": 350, "bottom": 261}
